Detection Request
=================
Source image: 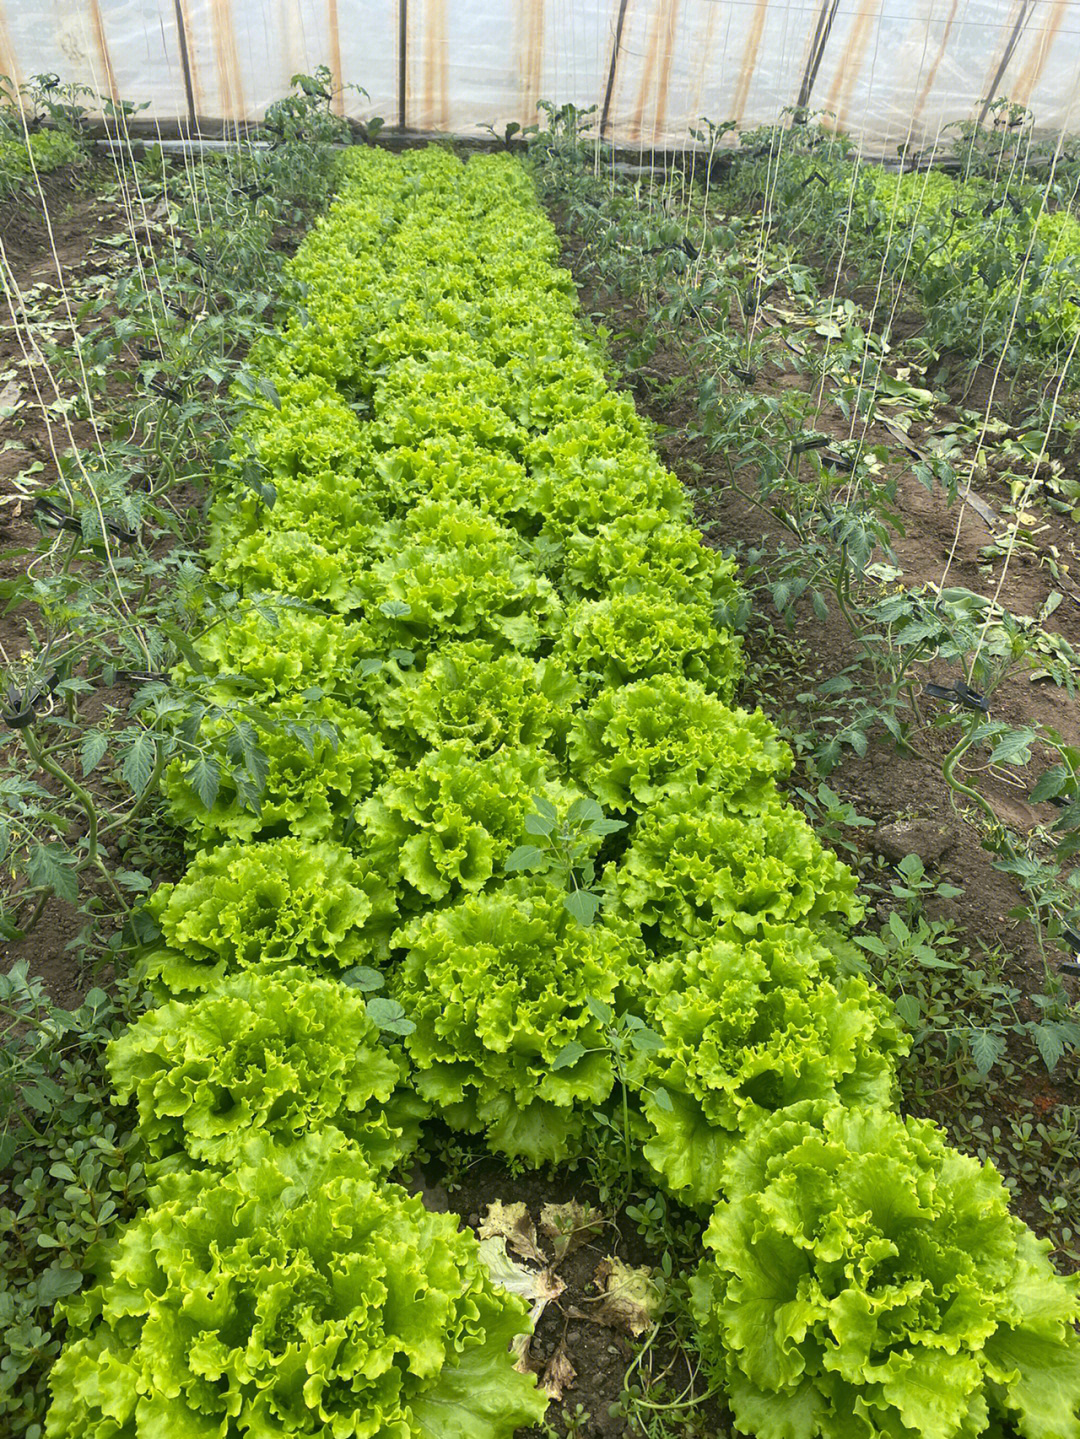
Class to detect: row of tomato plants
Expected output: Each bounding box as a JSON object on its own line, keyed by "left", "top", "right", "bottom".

{"left": 43, "top": 144, "right": 1080, "bottom": 1439}
{"left": 726, "top": 122, "right": 1080, "bottom": 372}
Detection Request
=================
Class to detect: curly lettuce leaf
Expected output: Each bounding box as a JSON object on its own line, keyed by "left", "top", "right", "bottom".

{"left": 569, "top": 675, "right": 790, "bottom": 813}
{"left": 138, "top": 836, "right": 395, "bottom": 996}
{"left": 629, "top": 925, "right": 905, "bottom": 1207}
{"left": 108, "top": 966, "right": 425, "bottom": 1173}
{"left": 554, "top": 593, "right": 742, "bottom": 699}
{"left": 691, "top": 1102, "right": 1080, "bottom": 1439}
{"left": 46, "top": 1131, "right": 547, "bottom": 1439}
{"left": 610, "top": 788, "right": 862, "bottom": 945}
{"left": 391, "top": 878, "right": 646, "bottom": 1165}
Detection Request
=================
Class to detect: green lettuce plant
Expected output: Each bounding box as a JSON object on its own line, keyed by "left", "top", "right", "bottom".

{"left": 359, "top": 742, "right": 579, "bottom": 906}
{"left": 182, "top": 604, "right": 384, "bottom": 706}
{"left": 611, "top": 790, "right": 862, "bottom": 944}
{"left": 690, "top": 1102, "right": 1080, "bottom": 1439}
{"left": 137, "top": 837, "right": 395, "bottom": 996}
{"left": 358, "top": 499, "right": 561, "bottom": 654}
{"left": 373, "top": 436, "right": 535, "bottom": 528}
{"left": 379, "top": 640, "right": 579, "bottom": 760}
{"left": 391, "top": 877, "right": 647, "bottom": 1165}
{"left": 163, "top": 694, "right": 386, "bottom": 846}
{"left": 530, "top": 455, "right": 689, "bottom": 547}
{"left": 210, "top": 524, "right": 368, "bottom": 610}
{"left": 568, "top": 675, "right": 791, "bottom": 813}
{"left": 45, "top": 1130, "right": 548, "bottom": 1438}
{"left": 234, "top": 373, "right": 372, "bottom": 482}
{"left": 561, "top": 508, "right": 742, "bottom": 610}
{"left": 108, "top": 966, "right": 425, "bottom": 1172}
{"left": 629, "top": 925, "right": 906, "bottom": 1207}
{"left": 371, "top": 352, "right": 528, "bottom": 453}
{"left": 522, "top": 394, "right": 659, "bottom": 478}
{"left": 554, "top": 593, "right": 742, "bottom": 699}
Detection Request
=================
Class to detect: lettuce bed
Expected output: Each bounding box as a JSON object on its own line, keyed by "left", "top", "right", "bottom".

{"left": 45, "top": 146, "right": 1080, "bottom": 1439}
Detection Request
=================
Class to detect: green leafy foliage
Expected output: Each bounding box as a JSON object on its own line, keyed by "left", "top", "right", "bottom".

{"left": 390, "top": 878, "right": 646, "bottom": 1165}
{"left": 360, "top": 743, "right": 579, "bottom": 906}
{"left": 163, "top": 694, "right": 386, "bottom": 845}
{"left": 379, "top": 640, "right": 579, "bottom": 760}
{"left": 45, "top": 1130, "right": 547, "bottom": 1438}
{"left": 568, "top": 675, "right": 790, "bottom": 813}
{"left": 561, "top": 507, "right": 740, "bottom": 610}
{"left": 357, "top": 499, "right": 562, "bottom": 654}
{"left": 554, "top": 592, "right": 743, "bottom": 698}
{"left": 629, "top": 926, "right": 906, "bottom": 1207}
{"left": 0, "top": 967, "right": 146, "bottom": 1439}
{"left": 137, "top": 836, "right": 395, "bottom": 996}
{"left": 183, "top": 603, "right": 385, "bottom": 706}
{"left": 610, "top": 790, "right": 862, "bottom": 945}
{"left": 107, "top": 966, "right": 425, "bottom": 1172}
{"left": 691, "top": 1102, "right": 1080, "bottom": 1439}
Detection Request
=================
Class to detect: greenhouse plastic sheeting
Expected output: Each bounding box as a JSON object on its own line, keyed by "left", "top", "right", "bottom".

{"left": 1, "top": 1, "right": 1079, "bottom": 149}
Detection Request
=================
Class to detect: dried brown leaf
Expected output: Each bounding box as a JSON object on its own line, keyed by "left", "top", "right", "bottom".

{"left": 542, "top": 1340, "right": 577, "bottom": 1400}
{"left": 480, "top": 1200, "right": 547, "bottom": 1265}
{"left": 539, "top": 1200, "right": 604, "bottom": 1262}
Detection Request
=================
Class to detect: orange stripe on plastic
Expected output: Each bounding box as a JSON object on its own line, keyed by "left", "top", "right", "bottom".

{"left": 732, "top": 0, "right": 768, "bottom": 125}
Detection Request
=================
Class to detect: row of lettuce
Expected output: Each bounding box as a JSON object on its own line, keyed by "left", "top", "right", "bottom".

{"left": 45, "top": 145, "right": 1080, "bottom": 1439}
{"left": 728, "top": 130, "right": 1080, "bottom": 365}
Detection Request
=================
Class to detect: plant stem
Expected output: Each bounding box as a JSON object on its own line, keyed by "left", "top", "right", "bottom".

{"left": 22, "top": 726, "right": 99, "bottom": 865}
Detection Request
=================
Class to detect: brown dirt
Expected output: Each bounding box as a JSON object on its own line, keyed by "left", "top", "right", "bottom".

{"left": 411, "top": 1149, "right": 728, "bottom": 1439}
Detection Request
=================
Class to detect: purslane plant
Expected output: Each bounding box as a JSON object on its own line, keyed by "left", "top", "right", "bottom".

{"left": 568, "top": 675, "right": 791, "bottom": 814}
{"left": 45, "top": 1131, "right": 548, "bottom": 1439}
{"left": 137, "top": 837, "right": 395, "bottom": 996}
{"left": 390, "top": 877, "right": 647, "bottom": 1165}
{"left": 610, "top": 788, "right": 863, "bottom": 944}
{"left": 108, "top": 967, "right": 426, "bottom": 1172}
{"left": 628, "top": 925, "right": 906, "bottom": 1207}
{"left": 690, "top": 1102, "right": 1080, "bottom": 1439}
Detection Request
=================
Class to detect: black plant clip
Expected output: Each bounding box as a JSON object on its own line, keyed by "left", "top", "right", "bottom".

{"left": 792, "top": 435, "right": 830, "bottom": 455}
{"left": 820, "top": 450, "right": 856, "bottom": 473}
{"left": 730, "top": 366, "right": 757, "bottom": 385}
{"left": 34, "top": 497, "right": 83, "bottom": 535}
{"left": 923, "top": 679, "right": 990, "bottom": 713}
{"left": 2, "top": 670, "right": 59, "bottom": 728}
{"left": 681, "top": 235, "right": 699, "bottom": 260}
{"left": 148, "top": 376, "right": 184, "bottom": 403}
{"left": 105, "top": 518, "right": 139, "bottom": 544}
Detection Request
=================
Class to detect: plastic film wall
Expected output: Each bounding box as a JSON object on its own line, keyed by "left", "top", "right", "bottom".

{"left": 2, "top": 1, "right": 1080, "bottom": 150}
